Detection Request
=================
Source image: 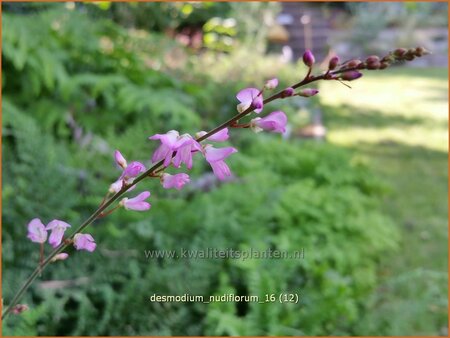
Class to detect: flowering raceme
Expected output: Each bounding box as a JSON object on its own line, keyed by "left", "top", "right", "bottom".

{"left": 8, "top": 46, "right": 428, "bottom": 319}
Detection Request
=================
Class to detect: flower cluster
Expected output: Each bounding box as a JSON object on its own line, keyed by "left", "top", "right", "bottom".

{"left": 27, "top": 218, "right": 96, "bottom": 259}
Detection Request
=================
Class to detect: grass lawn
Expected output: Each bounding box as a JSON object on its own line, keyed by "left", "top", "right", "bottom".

{"left": 319, "top": 66, "right": 448, "bottom": 335}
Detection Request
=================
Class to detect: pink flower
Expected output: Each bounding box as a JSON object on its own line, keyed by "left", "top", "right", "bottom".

{"left": 204, "top": 145, "right": 238, "bottom": 180}
{"left": 236, "top": 88, "right": 263, "bottom": 114}
{"left": 73, "top": 233, "right": 97, "bottom": 252}
{"left": 161, "top": 173, "right": 190, "bottom": 190}
{"left": 297, "top": 89, "right": 319, "bottom": 97}
{"left": 264, "top": 78, "right": 279, "bottom": 90}
{"left": 120, "top": 191, "right": 151, "bottom": 211}
{"left": 251, "top": 111, "right": 287, "bottom": 134}
{"left": 27, "top": 218, "right": 47, "bottom": 244}
{"left": 114, "top": 150, "right": 127, "bottom": 169}
{"left": 303, "top": 50, "right": 315, "bottom": 67}
{"left": 119, "top": 161, "right": 146, "bottom": 183}
{"left": 149, "top": 130, "right": 180, "bottom": 166}
{"left": 172, "top": 134, "right": 202, "bottom": 170}
{"left": 45, "top": 220, "right": 71, "bottom": 248}
{"left": 196, "top": 128, "right": 229, "bottom": 142}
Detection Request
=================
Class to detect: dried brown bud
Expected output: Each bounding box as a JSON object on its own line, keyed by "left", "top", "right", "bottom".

{"left": 379, "top": 62, "right": 389, "bottom": 70}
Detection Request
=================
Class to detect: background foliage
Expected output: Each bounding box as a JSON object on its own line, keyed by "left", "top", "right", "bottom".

{"left": 2, "top": 2, "right": 447, "bottom": 336}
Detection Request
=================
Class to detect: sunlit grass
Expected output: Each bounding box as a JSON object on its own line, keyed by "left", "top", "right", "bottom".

{"left": 320, "top": 67, "right": 448, "bottom": 152}
{"left": 320, "top": 66, "right": 448, "bottom": 335}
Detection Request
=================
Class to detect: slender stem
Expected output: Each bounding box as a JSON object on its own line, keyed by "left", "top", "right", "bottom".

{"left": 2, "top": 66, "right": 355, "bottom": 319}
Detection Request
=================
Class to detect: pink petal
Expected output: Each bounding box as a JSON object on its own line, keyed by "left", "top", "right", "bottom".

{"left": 27, "top": 218, "right": 47, "bottom": 243}
{"left": 149, "top": 130, "right": 179, "bottom": 146}
{"left": 45, "top": 219, "right": 71, "bottom": 230}
{"left": 126, "top": 201, "right": 151, "bottom": 211}
{"left": 210, "top": 160, "right": 232, "bottom": 180}
{"left": 207, "top": 128, "right": 229, "bottom": 142}
{"left": 128, "top": 191, "right": 151, "bottom": 203}
{"left": 236, "top": 88, "right": 259, "bottom": 103}
{"left": 162, "top": 173, "right": 190, "bottom": 190}
{"left": 205, "top": 146, "right": 238, "bottom": 163}
{"left": 114, "top": 150, "right": 127, "bottom": 169}
{"left": 152, "top": 143, "right": 172, "bottom": 164}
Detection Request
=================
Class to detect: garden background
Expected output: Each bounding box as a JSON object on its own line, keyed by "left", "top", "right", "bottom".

{"left": 2, "top": 2, "right": 448, "bottom": 336}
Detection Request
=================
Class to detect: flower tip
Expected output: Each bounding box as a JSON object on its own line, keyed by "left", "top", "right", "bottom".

{"left": 302, "top": 49, "right": 315, "bottom": 67}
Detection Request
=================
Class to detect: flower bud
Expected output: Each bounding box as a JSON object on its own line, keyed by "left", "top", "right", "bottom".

{"left": 366, "top": 55, "right": 379, "bottom": 64}
{"left": 51, "top": 253, "right": 69, "bottom": 262}
{"left": 414, "top": 46, "right": 430, "bottom": 57}
{"left": 328, "top": 56, "right": 339, "bottom": 70}
{"left": 346, "top": 59, "right": 362, "bottom": 68}
{"left": 264, "top": 78, "right": 279, "bottom": 90}
{"left": 394, "top": 48, "right": 407, "bottom": 58}
{"left": 379, "top": 62, "right": 389, "bottom": 70}
{"left": 302, "top": 50, "right": 315, "bottom": 67}
{"left": 297, "top": 88, "right": 319, "bottom": 97}
{"left": 367, "top": 61, "right": 381, "bottom": 70}
{"left": 281, "top": 87, "right": 295, "bottom": 98}
{"left": 12, "top": 304, "right": 29, "bottom": 315}
{"left": 340, "top": 71, "right": 363, "bottom": 81}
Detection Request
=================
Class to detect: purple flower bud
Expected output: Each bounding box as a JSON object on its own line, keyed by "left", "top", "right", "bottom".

{"left": 328, "top": 56, "right": 339, "bottom": 70}
{"left": 302, "top": 50, "right": 315, "bottom": 67}
{"left": 297, "top": 88, "right": 319, "bottom": 97}
{"left": 340, "top": 71, "right": 363, "bottom": 81}
{"left": 281, "top": 87, "right": 295, "bottom": 98}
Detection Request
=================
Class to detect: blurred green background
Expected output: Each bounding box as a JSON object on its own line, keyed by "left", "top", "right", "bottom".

{"left": 2, "top": 2, "right": 448, "bottom": 336}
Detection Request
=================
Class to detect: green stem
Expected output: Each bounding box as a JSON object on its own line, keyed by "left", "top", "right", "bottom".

{"left": 2, "top": 66, "right": 354, "bottom": 319}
